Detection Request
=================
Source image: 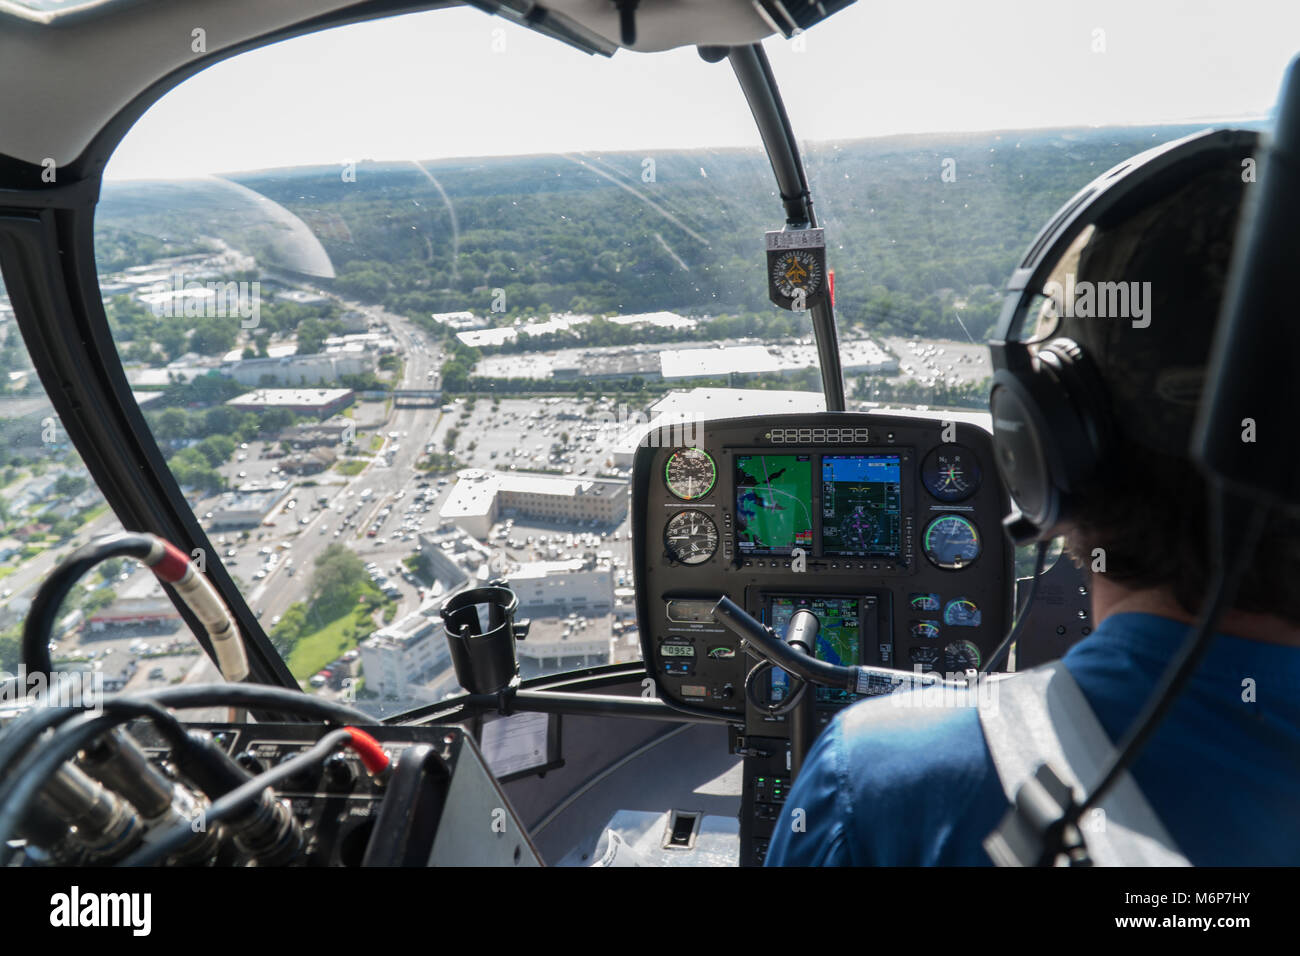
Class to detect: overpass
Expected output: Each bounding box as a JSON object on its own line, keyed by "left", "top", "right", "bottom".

{"left": 358, "top": 389, "right": 443, "bottom": 408}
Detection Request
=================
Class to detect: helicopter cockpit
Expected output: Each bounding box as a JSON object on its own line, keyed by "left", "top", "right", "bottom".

{"left": 0, "top": 0, "right": 1295, "bottom": 891}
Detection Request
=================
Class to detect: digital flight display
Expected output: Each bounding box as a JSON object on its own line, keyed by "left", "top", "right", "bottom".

{"left": 820, "top": 455, "right": 903, "bottom": 558}
{"left": 660, "top": 644, "right": 694, "bottom": 657}
{"left": 768, "top": 595, "right": 862, "bottom": 704}
{"left": 735, "top": 454, "right": 814, "bottom": 555}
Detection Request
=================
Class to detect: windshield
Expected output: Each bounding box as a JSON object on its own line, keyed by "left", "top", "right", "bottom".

{"left": 92, "top": 2, "right": 1297, "bottom": 714}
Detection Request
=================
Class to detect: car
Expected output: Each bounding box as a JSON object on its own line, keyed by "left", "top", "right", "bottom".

{"left": 237, "top": 471, "right": 247, "bottom": 478}
{"left": 148, "top": 667, "right": 165, "bottom": 680}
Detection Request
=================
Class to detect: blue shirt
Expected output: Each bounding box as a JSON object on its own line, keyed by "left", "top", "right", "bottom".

{"left": 765, "top": 613, "right": 1300, "bottom": 866}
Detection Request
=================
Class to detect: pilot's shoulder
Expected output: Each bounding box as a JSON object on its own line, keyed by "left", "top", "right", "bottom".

{"left": 834, "top": 689, "right": 994, "bottom": 791}
{"left": 809, "top": 690, "right": 1006, "bottom": 865}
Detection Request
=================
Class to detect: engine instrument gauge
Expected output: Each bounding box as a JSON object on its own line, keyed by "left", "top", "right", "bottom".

{"left": 909, "top": 592, "right": 941, "bottom": 612}
{"left": 664, "top": 448, "right": 716, "bottom": 501}
{"left": 908, "top": 646, "right": 939, "bottom": 672}
{"left": 664, "top": 510, "right": 718, "bottom": 565}
{"left": 943, "top": 598, "right": 981, "bottom": 627}
{"left": 909, "top": 620, "right": 941, "bottom": 641}
{"left": 921, "top": 445, "right": 982, "bottom": 502}
{"left": 944, "top": 639, "right": 982, "bottom": 672}
{"left": 922, "top": 514, "right": 982, "bottom": 570}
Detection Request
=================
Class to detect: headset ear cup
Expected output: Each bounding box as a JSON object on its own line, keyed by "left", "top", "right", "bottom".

{"left": 990, "top": 339, "right": 1110, "bottom": 535}
{"left": 1036, "top": 338, "right": 1112, "bottom": 496}
{"left": 990, "top": 368, "right": 1062, "bottom": 533}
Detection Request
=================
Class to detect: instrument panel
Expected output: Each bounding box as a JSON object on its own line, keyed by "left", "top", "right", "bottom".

{"left": 632, "top": 412, "right": 1012, "bottom": 722}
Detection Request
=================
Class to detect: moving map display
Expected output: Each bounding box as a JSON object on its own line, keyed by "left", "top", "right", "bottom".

{"left": 820, "top": 454, "right": 902, "bottom": 558}
{"left": 768, "top": 595, "right": 862, "bottom": 704}
{"left": 735, "top": 454, "right": 814, "bottom": 555}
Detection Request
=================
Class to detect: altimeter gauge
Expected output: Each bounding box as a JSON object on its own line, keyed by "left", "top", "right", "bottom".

{"left": 664, "top": 510, "right": 719, "bottom": 565}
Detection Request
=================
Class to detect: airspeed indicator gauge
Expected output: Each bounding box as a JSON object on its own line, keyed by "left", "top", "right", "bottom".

{"left": 664, "top": 510, "right": 718, "bottom": 565}
{"left": 664, "top": 448, "right": 716, "bottom": 501}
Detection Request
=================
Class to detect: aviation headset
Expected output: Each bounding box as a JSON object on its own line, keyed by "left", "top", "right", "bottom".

{"left": 987, "top": 127, "right": 1260, "bottom": 544}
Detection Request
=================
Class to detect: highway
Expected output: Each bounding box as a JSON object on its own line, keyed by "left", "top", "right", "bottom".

{"left": 227, "top": 299, "right": 448, "bottom": 626}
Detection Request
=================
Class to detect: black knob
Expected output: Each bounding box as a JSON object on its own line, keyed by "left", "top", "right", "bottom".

{"left": 720, "top": 683, "right": 735, "bottom": 699}
{"left": 323, "top": 754, "right": 356, "bottom": 791}
{"left": 235, "top": 751, "right": 265, "bottom": 776}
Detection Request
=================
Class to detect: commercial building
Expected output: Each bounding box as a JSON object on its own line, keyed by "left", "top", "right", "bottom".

{"left": 87, "top": 597, "right": 180, "bottom": 632}
{"left": 429, "top": 311, "right": 489, "bottom": 331}
{"left": 225, "top": 388, "right": 354, "bottom": 418}
{"left": 358, "top": 612, "right": 449, "bottom": 702}
{"left": 439, "top": 469, "right": 628, "bottom": 540}
{"left": 207, "top": 481, "right": 291, "bottom": 529}
{"left": 280, "top": 447, "right": 336, "bottom": 475}
{"left": 508, "top": 557, "right": 615, "bottom": 616}
{"left": 221, "top": 351, "right": 374, "bottom": 387}
{"left": 284, "top": 417, "right": 353, "bottom": 447}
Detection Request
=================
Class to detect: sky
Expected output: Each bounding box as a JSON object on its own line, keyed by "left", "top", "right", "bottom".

{"left": 103, "top": 0, "right": 1300, "bottom": 181}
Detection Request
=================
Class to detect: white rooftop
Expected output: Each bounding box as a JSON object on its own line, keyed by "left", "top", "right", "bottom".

{"left": 659, "top": 345, "right": 779, "bottom": 379}
{"left": 440, "top": 469, "right": 616, "bottom": 521}
{"left": 226, "top": 388, "right": 352, "bottom": 407}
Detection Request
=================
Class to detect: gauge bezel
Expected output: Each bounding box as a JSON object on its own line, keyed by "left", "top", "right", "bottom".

{"left": 663, "top": 509, "right": 719, "bottom": 565}
{"left": 944, "top": 639, "right": 982, "bottom": 671}
{"left": 920, "top": 444, "right": 982, "bottom": 503}
{"left": 663, "top": 447, "right": 717, "bottom": 501}
{"left": 942, "top": 597, "right": 982, "bottom": 627}
{"left": 921, "top": 513, "right": 983, "bottom": 570}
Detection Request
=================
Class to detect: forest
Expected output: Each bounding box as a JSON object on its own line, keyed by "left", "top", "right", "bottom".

{"left": 219, "top": 123, "right": 1216, "bottom": 346}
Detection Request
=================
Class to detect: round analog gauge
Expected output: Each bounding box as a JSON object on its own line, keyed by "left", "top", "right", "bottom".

{"left": 908, "top": 646, "right": 939, "bottom": 672}
{"left": 921, "top": 445, "right": 982, "bottom": 503}
{"left": 771, "top": 249, "right": 824, "bottom": 300}
{"left": 922, "top": 514, "right": 982, "bottom": 570}
{"left": 909, "top": 620, "right": 941, "bottom": 641}
{"left": 944, "top": 639, "right": 982, "bottom": 672}
{"left": 943, "top": 598, "right": 981, "bottom": 628}
{"left": 664, "top": 448, "right": 717, "bottom": 501}
{"left": 909, "top": 592, "right": 941, "bottom": 612}
{"left": 664, "top": 510, "right": 719, "bottom": 565}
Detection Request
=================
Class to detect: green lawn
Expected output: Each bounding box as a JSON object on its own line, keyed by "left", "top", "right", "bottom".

{"left": 334, "top": 459, "right": 368, "bottom": 476}
{"left": 286, "top": 609, "right": 369, "bottom": 681}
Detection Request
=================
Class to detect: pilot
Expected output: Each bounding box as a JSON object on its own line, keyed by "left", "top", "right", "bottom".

{"left": 766, "top": 130, "right": 1300, "bottom": 866}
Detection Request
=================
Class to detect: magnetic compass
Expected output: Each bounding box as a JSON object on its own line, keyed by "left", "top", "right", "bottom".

{"left": 770, "top": 249, "right": 824, "bottom": 302}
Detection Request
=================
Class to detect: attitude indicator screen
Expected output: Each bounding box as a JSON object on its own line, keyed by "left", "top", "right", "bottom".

{"left": 768, "top": 595, "right": 862, "bottom": 703}
{"left": 820, "top": 454, "right": 903, "bottom": 558}
{"left": 735, "top": 454, "right": 814, "bottom": 555}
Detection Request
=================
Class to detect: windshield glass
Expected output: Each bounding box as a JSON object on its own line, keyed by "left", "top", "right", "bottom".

{"left": 93, "top": 2, "right": 1296, "bottom": 715}
{"left": 0, "top": 274, "right": 225, "bottom": 699}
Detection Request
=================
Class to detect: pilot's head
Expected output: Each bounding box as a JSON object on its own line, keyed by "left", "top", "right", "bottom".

{"left": 993, "top": 130, "right": 1300, "bottom": 624}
